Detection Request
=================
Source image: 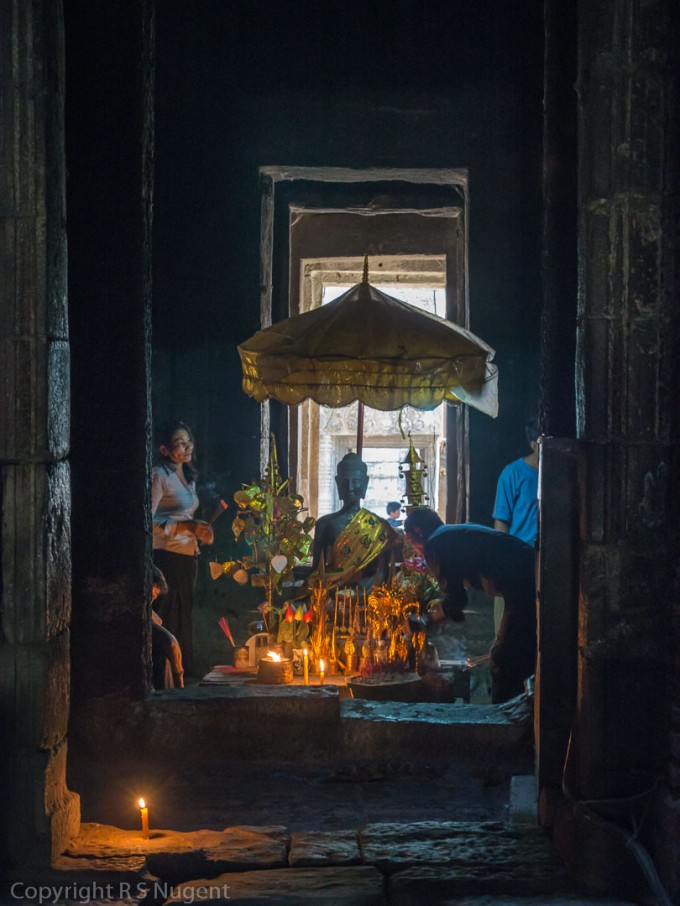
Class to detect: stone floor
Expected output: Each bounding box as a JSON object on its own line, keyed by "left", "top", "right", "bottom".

{"left": 7, "top": 601, "right": 642, "bottom": 905}
{"left": 44, "top": 821, "right": 640, "bottom": 906}
{"left": 11, "top": 815, "right": 640, "bottom": 906}
{"left": 48, "top": 699, "right": 644, "bottom": 906}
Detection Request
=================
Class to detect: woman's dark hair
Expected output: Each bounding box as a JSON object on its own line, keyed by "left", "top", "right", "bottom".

{"left": 151, "top": 565, "right": 168, "bottom": 596}
{"left": 403, "top": 506, "right": 444, "bottom": 541}
{"left": 154, "top": 418, "right": 198, "bottom": 483}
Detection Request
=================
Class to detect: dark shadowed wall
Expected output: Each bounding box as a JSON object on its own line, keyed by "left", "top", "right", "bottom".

{"left": 152, "top": 0, "right": 546, "bottom": 528}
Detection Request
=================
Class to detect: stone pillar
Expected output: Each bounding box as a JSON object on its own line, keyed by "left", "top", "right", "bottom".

{"left": 540, "top": 0, "right": 577, "bottom": 437}
{"left": 65, "top": 0, "right": 155, "bottom": 742}
{"left": 0, "top": 0, "right": 80, "bottom": 867}
{"left": 535, "top": 438, "right": 579, "bottom": 826}
{"left": 572, "top": 0, "right": 679, "bottom": 896}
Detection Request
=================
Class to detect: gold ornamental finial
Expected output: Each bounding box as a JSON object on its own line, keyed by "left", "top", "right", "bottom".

{"left": 399, "top": 434, "right": 429, "bottom": 511}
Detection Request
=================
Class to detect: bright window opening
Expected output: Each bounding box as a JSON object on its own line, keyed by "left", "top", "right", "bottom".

{"left": 302, "top": 280, "right": 448, "bottom": 521}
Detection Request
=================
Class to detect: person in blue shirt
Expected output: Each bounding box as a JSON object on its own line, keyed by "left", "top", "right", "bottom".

{"left": 386, "top": 501, "right": 403, "bottom": 529}
{"left": 493, "top": 417, "right": 539, "bottom": 546}
{"left": 404, "top": 507, "right": 536, "bottom": 704}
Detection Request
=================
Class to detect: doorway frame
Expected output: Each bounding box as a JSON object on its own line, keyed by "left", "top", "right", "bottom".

{"left": 259, "top": 166, "right": 470, "bottom": 524}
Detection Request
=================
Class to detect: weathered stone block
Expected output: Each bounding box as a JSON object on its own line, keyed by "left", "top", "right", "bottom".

{"left": 50, "top": 790, "right": 81, "bottom": 861}
{"left": 67, "top": 823, "right": 211, "bottom": 858}
{"left": 164, "top": 865, "right": 387, "bottom": 905}
{"left": 579, "top": 543, "right": 620, "bottom": 644}
{"left": 339, "top": 700, "right": 529, "bottom": 763}
{"left": 0, "top": 0, "right": 67, "bottom": 465}
{"left": 579, "top": 315, "right": 612, "bottom": 440}
{"left": 509, "top": 774, "right": 537, "bottom": 824}
{"left": 45, "top": 461, "right": 72, "bottom": 636}
{"left": 583, "top": 203, "right": 613, "bottom": 316}
{"left": 0, "top": 336, "right": 70, "bottom": 461}
{"left": 289, "top": 830, "right": 361, "bottom": 867}
{"left": 68, "top": 823, "right": 291, "bottom": 875}
{"left": 66, "top": 824, "right": 296, "bottom": 886}
{"left": 389, "top": 862, "right": 573, "bottom": 902}
{"left": 5, "top": 741, "right": 79, "bottom": 867}
{"left": 582, "top": 65, "right": 616, "bottom": 197}
{"left": 8, "top": 631, "right": 71, "bottom": 747}
{"left": 44, "top": 739, "right": 70, "bottom": 813}
{"left": 146, "top": 825, "right": 289, "bottom": 882}
{"left": 47, "top": 339, "right": 70, "bottom": 457}
{"left": 143, "top": 686, "right": 342, "bottom": 763}
{"left": 1, "top": 461, "right": 71, "bottom": 644}
{"left": 360, "top": 821, "right": 559, "bottom": 873}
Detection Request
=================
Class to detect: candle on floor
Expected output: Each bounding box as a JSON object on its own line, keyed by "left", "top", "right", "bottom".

{"left": 138, "top": 798, "right": 149, "bottom": 839}
{"left": 319, "top": 659, "right": 325, "bottom": 685}
{"left": 303, "top": 647, "right": 309, "bottom": 685}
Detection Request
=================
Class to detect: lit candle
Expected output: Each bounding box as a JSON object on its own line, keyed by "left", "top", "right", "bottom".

{"left": 319, "top": 659, "right": 325, "bottom": 685}
{"left": 303, "top": 647, "right": 309, "bottom": 685}
{"left": 138, "top": 798, "right": 149, "bottom": 839}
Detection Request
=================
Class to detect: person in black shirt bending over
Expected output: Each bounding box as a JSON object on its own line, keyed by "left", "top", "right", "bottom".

{"left": 403, "top": 506, "right": 537, "bottom": 704}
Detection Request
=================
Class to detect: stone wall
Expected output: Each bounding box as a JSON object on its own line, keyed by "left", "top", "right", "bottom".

{"left": 0, "top": 0, "right": 80, "bottom": 868}
{"left": 555, "top": 0, "right": 680, "bottom": 898}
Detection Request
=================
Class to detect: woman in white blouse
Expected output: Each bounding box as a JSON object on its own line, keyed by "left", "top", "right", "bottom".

{"left": 151, "top": 419, "right": 213, "bottom": 676}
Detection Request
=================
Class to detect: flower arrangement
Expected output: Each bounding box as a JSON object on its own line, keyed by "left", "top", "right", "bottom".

{"left": 395, "top": 552, "right": 441, "bottom": 610}
{"left": 209, "top": 435, "right": 315, "bottom": 606}
{"left": 264, "top": 600, "right": 314, "bottom": 647}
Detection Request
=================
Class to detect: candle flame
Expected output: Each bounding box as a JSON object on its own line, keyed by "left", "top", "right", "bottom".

{"left": 138, "top": 798, "right": 146, "bottom": 809}
{"left": 319, "top": 659, "right": 325, "bottom": 672}
{"left": 303, "top": 647, "right": 308, "bottom": 656}
{"left": 267, "top": 650, "right": 282, "bottom": 662}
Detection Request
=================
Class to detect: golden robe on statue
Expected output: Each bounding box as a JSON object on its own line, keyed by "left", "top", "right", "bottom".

{"left": 319, "top": 508, "right": 397, "bottom": 586}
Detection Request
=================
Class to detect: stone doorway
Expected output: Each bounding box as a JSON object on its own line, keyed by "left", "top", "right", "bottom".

{"left": 260, "top": 166, "right": 470, "bottom": 525}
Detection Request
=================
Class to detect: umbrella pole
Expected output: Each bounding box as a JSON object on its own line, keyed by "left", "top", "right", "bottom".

{"left": 356, "top": 401, "right": 364, "bottom": 458}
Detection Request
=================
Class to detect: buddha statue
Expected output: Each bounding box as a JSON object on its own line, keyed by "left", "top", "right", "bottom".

{"left": 312, "top": 453, "right": 397, "bottom": 586}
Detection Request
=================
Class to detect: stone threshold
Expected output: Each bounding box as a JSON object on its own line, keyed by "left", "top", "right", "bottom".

{"left": 55, "top": 820, "right": 564, "bottom": 885}
{"left": 29, "top": 819, "right": 639, "bottom": 905}
{"left": 140, "top": 688, "right": 531, "bottom": 763}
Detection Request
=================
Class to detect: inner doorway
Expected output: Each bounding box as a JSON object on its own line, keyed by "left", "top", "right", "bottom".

{"left": 297, "top": 262, "right": 448, "bottom": 520}
{"left": 260, "top": 166, "right": 470, "bottom": 523}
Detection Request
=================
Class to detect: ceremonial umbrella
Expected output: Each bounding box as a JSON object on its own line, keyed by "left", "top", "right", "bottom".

{"left": 238, "top": 265, "right": 498, "bottom": 452}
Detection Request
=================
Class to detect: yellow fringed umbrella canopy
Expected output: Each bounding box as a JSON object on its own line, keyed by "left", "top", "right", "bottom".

{"left": 238, "top": 269, "right": 498, "bottom": 418}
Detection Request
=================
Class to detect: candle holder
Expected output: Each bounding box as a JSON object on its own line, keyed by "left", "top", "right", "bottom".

{"left": 257, "top": 652, "right": 293, "bottom": 684}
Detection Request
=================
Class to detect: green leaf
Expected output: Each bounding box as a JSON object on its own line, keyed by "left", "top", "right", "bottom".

{"left": 278, "top": 621, "right": 294, "bottom": 643}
